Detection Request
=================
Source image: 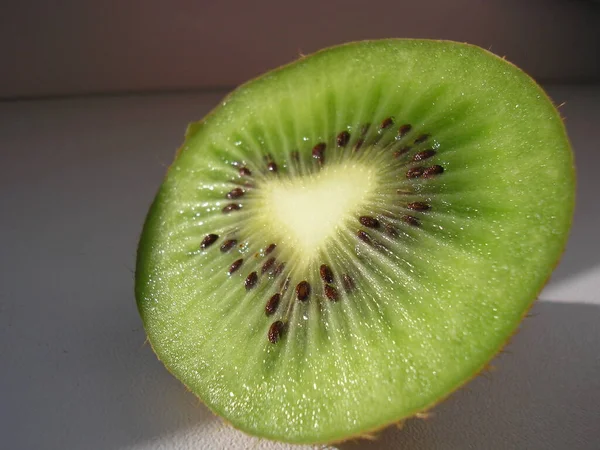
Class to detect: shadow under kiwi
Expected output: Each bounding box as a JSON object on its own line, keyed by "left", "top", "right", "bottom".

{"left": 336, "top": 301, "right": 600, "bottom": 450}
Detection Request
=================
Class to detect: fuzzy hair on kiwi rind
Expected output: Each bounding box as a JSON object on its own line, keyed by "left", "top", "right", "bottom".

{"left": 136, "top": 39, "right": 575, "bottom": 444}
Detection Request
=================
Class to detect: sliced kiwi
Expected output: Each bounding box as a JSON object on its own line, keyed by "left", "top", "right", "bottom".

{"left": 136, "top": 40, "right": 574, "bottom": 444}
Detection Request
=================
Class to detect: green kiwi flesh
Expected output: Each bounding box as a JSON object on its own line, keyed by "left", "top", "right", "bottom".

{"left": 136, "top": 40, "right": 574, "bottom": 444}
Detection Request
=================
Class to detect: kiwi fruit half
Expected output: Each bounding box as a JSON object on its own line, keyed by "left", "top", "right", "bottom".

{"left": 136, "top": 40, "right": 574, "bottom": 444}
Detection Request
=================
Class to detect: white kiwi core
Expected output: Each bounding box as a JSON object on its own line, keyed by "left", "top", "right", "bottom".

{"left": 254, "top": 163, "right": 378, "bottom": 266}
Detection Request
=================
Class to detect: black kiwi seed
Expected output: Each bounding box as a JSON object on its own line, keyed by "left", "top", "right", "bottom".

{"left": 261, "top": 257, "right": 276, "bottom": 274}
{"left": 312, "top": 143, "right": 326, "bottom": 164}
{"left": 222, "top": 203, "right": 242, "bottom": 213}
{"left": 359, "top": 216, "right": 380, "bottom": 228}
{"left": 393, "top": 146, "right": 411, "bottom": 158}
{"left": 265, "top": 243, "right": 277, "bottom": 255}
{"left": 220, "top": 239, "right": 238, "bottom": 252}
{"left": 412, "top": 149, "right": 436, "bottom": 161}
{"left": 402, "top": 215, "right": 421, "bottom": 227}
{"left": 273, "top": 262, "right": 285, "bottom": 277}
{"left": 372, "top": 239, "right": 387, "bottom": 253}
{"left": 267, "top": 162, "right": 278, "bottom": 172}
{"left": 407, "top": 202, "right": 431, "bottom": 211}
{"left": 384, "top": 223, "right": 398, "bottom": 237}
{"left": 354, "top": 138, "right": 365, "bottom": 151}
{"left": 296, "top": 281, "right": 311, "bottom": 301}
{"left": 245, "top": 271, "right": 258, "bottom": 290}
{"left": 319, "top": 264, "right": 334, "bottom": 283}
{"left": 414, "top": 134, "right": 430, "bottom": 144}
{"left": 423, "top": 165, "right": 444, "bottom": 178}
{"left": 357, "top": 230, "right": 372, "bottom": 244}
{"left": 397, "top": 124, "right": 412, "bottom": 138}
{"left": 239, "top": 167, "right": 251, "bottom": 177}
{"left": 342, "top": 274, "right": 355, "bottom": 293}
{"left": 200, "top": 234, "right": 219, "bottom": 249}
{"left": 268, "top": 320, "right": 285, "bottom": 344}
{"left": 337, "top": 131, "right": 350, "bottom": 147}
{"left": 265, "top": 293, "right": 281, "bottom": 316}
{"left": 379, "top": 117, "right": 394, "bottom": 130}
{"left": 226, "top": 187, "right": 245, "bottom": 199}
{"left": 228, "top": 258, "right": 243, "bottom": 275}
{"left": 324, "top": 284, "right": 339, "bottom": 301}
{"left": 406, "top": 167, "right": 425, "bottom": 179}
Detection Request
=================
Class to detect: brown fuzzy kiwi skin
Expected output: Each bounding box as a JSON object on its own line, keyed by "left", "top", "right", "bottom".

{"left": 135, "top": 39, "right": 575, "bottom": 445}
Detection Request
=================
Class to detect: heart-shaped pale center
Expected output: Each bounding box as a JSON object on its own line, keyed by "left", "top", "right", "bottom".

{"left": 256, "top": 163, "right": 378, "bottom": 262}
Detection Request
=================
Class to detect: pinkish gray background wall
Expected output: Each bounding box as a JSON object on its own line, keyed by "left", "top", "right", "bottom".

{"left": 1, "top": 0, "right": 599, "bottom": 99}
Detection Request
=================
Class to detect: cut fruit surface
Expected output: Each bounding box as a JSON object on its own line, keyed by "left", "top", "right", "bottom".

{"left": 136, "top": 40, "right": 574, "bottom": 444}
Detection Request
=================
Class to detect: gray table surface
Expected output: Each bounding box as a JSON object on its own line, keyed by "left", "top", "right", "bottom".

{"left": 1, "top": 85, "right": 598, "bottom": 450}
